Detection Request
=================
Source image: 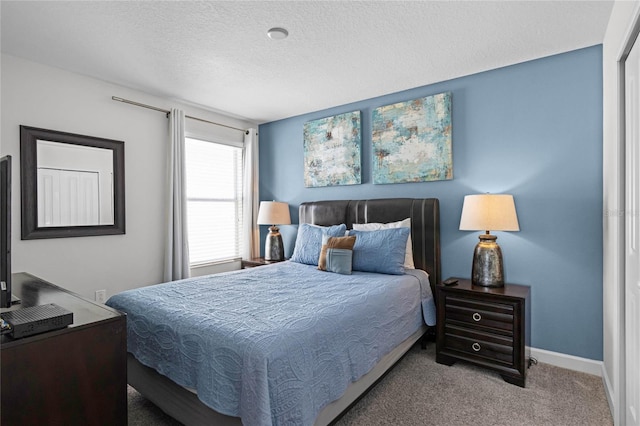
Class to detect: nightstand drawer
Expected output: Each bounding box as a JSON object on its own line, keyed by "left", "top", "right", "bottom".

{"left": 444, "top": 325, "right": 514, "bottom": 365}
{"left": 445, "top": 296, "right": 515, "bottom": 332}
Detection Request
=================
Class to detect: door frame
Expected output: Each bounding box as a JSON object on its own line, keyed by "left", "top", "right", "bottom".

{"left": 615, "top": 7, "right": 640, "bottom": 425}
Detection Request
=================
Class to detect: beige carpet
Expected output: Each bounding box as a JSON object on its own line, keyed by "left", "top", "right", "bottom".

{"left": 128, "top": 343, "right": 613, "bottom": 426}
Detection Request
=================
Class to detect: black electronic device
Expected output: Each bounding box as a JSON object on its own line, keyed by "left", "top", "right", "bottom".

{"left": 442, "top": 278, "right": 459, "bottom": 286}
{"left": 1, "top": 303, "right": 73, "bottom": 338}
{"left": 1, "top": 155, "right": 12, "bottom": 308}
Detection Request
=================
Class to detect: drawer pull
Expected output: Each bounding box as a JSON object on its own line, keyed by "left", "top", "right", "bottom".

{"left": 472, "top": 342, "right": 481, "bottom": 352}
{"left": 472, "top": 312, "right": 482, "bottom": 322}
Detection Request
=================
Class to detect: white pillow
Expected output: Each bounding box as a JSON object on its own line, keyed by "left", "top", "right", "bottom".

{"left": 352, "top": 218, "right": 415, "bottom": 269}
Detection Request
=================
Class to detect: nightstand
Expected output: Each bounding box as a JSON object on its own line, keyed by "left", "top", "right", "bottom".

{"left": 436, "top": 278, "right": 531, "bottom": 387}
{"left": 241, "top": 257, "right": 285, "bottom": 269}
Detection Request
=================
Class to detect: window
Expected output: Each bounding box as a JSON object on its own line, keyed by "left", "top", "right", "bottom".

{"left": 185, "top": 137, "right": 243, "bottom": 265}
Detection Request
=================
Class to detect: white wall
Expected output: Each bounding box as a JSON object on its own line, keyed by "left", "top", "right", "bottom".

{"left": 0, "top": 54, "right": 256, "bottom": 301}
{"left": 602, "top": 1, "right": 640, "bottom": 424}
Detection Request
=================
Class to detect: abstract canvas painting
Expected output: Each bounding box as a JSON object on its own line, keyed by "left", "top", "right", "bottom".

{"left": 371, "top": 92, "right": 452, "bottom": 184}
{"left": 303, "top": 111, "right": 361, "bottom": 188}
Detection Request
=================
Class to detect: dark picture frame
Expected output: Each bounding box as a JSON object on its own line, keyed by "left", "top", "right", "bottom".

{"left": 20, "top": 126, "right": 125, "bottom": 239}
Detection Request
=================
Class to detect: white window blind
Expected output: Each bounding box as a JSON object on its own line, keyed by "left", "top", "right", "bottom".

{"left": 185, "top": 137, "right": 243, "bottom": 265}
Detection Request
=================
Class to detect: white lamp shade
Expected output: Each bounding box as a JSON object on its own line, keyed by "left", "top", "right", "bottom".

{"left": 257, "top": 201, "right": 291, "bottom": 225}
{"left": 459, "top": 194, "right": 520, "bottom": 232}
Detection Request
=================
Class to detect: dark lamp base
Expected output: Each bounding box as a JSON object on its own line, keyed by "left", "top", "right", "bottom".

{"left": 471, "top": 234, "right": 504, "bottom": 287}
{"left": 264, "top": 226, "right": 285, "bottom": 261}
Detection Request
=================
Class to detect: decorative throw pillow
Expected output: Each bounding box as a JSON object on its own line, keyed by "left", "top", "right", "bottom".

{"left": 318, "top": 235, "right": 357, "bottom": 274}
{"left": 352, "top": 218, "right": 414, "bottom": 269}
{"left": 290, "top": 223, "right": 347, "bottom": 266}
{"left": 348, "top": 227, "right": 410, "bottom": 275}
{"left": 323, "top": 249, "right": 354, "bottom": 275}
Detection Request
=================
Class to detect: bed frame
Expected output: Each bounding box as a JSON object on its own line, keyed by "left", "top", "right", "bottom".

{"left": 298, "top": 198, "right": 441, "bottom": 292}
{"left": 128, "top": 198, "right": 441, "bottom": 425}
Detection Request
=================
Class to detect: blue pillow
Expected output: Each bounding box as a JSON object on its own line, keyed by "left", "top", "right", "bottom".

{"left": 324, "top": 248, "right": 353, "bottom": 275}
{"left": 349, "top": 227, "right": 410, "bottom": 275}
{"left": 290, "top": 223, "right": 347, "bottom": 265}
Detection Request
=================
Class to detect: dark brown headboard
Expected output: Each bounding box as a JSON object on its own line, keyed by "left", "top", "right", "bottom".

{"left": 299, "top": 198, "right": 441, "bottom": 292}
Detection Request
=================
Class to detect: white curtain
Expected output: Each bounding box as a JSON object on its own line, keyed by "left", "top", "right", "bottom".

{"left": 242, "top": 128, "right": 260, "bottom": 259}
{"left": 164, "top": 108, "right": 190, "bottom": 281}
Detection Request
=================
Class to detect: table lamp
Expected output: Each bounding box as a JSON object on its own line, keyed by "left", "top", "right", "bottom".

{"left": 459, "top": 194, "right": 519, "bottom": 287}
{"left": 257, "top": 201, "right": 291, "bottom": 261}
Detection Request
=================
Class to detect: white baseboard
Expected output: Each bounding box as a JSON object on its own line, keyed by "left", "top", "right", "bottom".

{"left": 530, "top": 347, "right": 603, "bottom": 377}
{"left": 601, "top": 366, "right": 617, "bottom": 422}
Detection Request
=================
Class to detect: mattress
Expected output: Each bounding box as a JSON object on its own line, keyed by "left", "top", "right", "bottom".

{"left": 107, "top": 261, "right": 435, "bottom": 425}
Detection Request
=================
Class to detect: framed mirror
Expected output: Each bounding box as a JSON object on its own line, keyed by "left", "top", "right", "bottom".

{"left": 20, "top": 126, "right": 125, "bottom": 239}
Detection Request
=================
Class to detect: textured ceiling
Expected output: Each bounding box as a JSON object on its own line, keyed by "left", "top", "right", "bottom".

{"left": 1, "top": 1, "right": 613, "bottom": 124}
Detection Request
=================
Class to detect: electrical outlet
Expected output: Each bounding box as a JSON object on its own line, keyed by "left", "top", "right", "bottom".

{"left": 95, "top": 289, "right": 107, "bottom": 304}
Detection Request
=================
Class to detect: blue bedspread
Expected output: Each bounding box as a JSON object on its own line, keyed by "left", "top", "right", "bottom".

{"left": 107, "top": 261, "right": 435, "bottom": 425}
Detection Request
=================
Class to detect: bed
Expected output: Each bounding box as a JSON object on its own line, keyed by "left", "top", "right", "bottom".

{"left": 107, "top": 198, "right": 440, "bottom": 425}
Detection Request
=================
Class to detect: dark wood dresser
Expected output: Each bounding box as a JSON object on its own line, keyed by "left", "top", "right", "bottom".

{"left": 436, "top": 278, "right": 531, "bottom": 387}
{"left": 1, "top": 273, "right": 127, "bottom": 425}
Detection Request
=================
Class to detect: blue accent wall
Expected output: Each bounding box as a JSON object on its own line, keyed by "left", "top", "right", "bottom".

{"left": 258, "top": 46, "right": 603, "bottom": 360}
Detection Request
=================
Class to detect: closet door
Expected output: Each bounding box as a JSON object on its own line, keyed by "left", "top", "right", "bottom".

{"left": 37, "top": 168, "right": 100, "bottom": 226}
{"left": 626, "top": 33, "right": 640, "bottom": 426}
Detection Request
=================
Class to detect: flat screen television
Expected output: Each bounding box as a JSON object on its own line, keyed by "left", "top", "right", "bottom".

{"left": 1, "top": 155, "right": 12, "bottom": 308}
